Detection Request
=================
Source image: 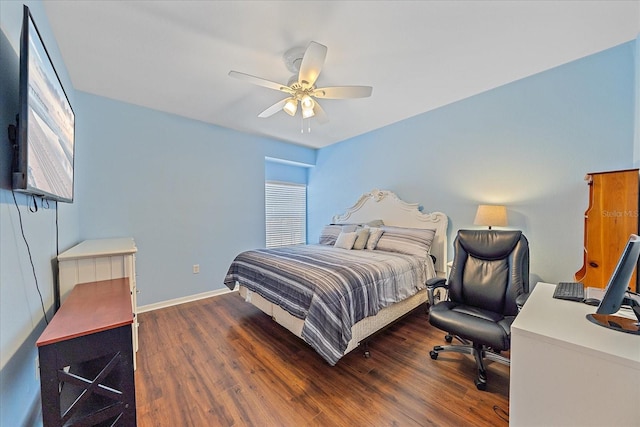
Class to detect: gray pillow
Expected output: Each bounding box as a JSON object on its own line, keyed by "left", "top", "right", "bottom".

{"left": 375, "top": 226, "right": 436, "bottom": 258}
{"left": 333, "top": 219, "right": 384, "bottom": 228}
{"left": 319, "top": 225, "right": 342, "bottom": 245}
{"left": 340, "top": 224, "right": 359, "bottom": 233}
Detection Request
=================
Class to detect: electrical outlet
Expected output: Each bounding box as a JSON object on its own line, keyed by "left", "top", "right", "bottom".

{"left": 35, "top": 356, "right": 39, "bottom": 380}
{"left": 193, "top": 264, "right": 200, "bottom": 274}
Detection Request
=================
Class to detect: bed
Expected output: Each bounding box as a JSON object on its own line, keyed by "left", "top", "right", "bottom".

{"left": 224, "top": 189, "right": 448, "bottom": 365}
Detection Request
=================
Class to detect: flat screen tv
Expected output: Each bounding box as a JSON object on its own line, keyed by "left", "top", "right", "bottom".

{"left": 13, "top": 5, "right": 74, "bottom": 203}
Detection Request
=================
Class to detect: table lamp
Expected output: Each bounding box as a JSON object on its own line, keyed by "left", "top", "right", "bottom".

{"left": 474, "top": 205, "right": 507, "bottom": 229}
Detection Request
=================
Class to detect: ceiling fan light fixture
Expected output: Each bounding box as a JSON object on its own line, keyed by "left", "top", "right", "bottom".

{"left": 301, "top": 95, "right": 315, "bottom": 118}
{"left": 283, "top": 98, "right": 298, "bottom": 116}
{"left": 302, "top": 107, "right": 315, "bottom": 119}
{"left": 301, "top": 95, "right": 314, "bottom": 109}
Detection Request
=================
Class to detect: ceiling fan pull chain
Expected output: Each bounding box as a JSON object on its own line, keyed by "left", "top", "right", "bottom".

{"left": 301, "top": 117, "right": 304, "bottom": 133}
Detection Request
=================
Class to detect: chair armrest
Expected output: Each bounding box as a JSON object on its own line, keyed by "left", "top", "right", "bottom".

{"left": 516, "top": 292, "right": 530, "bottom": 311}
{"left": 426, "top": 277, "right": 447, "bottom": 306}
{"left": 426, "top": 277, "right": 447, "bottom": 289}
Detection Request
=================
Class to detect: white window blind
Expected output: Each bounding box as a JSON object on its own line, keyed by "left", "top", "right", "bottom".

{"left": 265, "top": 182, "right": 307, "bottom": 248}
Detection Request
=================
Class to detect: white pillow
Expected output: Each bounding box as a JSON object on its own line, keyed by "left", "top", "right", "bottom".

{"left": 366, "top": 227, "right": 384, "bottom": 250}
{"left": 334, "top": 231, "right": 358, "bottom": 249}
{"left": 352, "top": 228, "right": 370, "bottom": 250}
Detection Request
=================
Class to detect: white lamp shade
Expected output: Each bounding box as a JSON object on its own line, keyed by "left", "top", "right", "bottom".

{"left": 302, "top": 108, "right": 315, "bottom": 119}
{"left": 300, "top": 95, "right": 315, "bottom": 118}
{"left": 283, "top": 98, "right": 297, "bottom": 116}
{"left": 300, "top": 95, "right": 314, "bottom": 110}
{"left": 474, "top": 205, "right": 508, "bottom": 228}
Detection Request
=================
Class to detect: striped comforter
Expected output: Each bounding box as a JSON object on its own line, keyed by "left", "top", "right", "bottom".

{"left": 224, "top": 244, "right": 432, "bottom": 365}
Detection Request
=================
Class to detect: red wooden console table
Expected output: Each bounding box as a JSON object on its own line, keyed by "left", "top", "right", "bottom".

{"left": 37, "top": 278, "right": 136, "bottom": 426}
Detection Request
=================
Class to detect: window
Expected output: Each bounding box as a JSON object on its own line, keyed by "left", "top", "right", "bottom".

{"left": 265, "top": 182, "right": 307, "bottom": 248}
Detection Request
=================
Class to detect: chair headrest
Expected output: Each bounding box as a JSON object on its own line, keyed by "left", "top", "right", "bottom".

{"left": 457, "top": 230, "right": 525, "bottom": 260}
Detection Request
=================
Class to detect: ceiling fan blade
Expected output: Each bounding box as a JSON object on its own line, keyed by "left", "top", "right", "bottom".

{"left": 313, "top": 101, "right": 329, "bottom": 124}
{"left": 258, "top": 99, "right": 288, "bottom": 118}
{"left": 229, "top": 71, "right": 293, "bottom": 94}
{"left": 298, "top": 41, "right": 327, "bottom": 87}
{"left": 313, "top": 86, "right": 373, "bottom": 99}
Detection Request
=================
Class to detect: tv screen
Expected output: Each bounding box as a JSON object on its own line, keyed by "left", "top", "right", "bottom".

{"left": 13, "top": 5, "right": 74, "bottom": 203}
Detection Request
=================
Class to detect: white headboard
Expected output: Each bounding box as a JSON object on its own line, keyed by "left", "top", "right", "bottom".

{"left": 332, "top": 189, "right": 449, "bottom": 276}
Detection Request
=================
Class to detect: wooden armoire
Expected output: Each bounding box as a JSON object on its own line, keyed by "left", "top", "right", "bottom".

{"left": 575, "top": 169, "right": 639, "bottom": 292}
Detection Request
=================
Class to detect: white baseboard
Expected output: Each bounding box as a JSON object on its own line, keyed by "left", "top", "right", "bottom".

{"left": 137, "top": 287, "right": 237, "bottom": 313}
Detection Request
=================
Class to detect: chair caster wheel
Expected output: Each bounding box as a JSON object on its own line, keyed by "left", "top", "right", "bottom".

{"left": 445, "top": 334, "right": 453, "bottom": 343}
{"left": 363, "top": 350, "right": 371, "bottom": 358}
{"left": 475, "top": 369, "right": 488, "bottom": 391}
{"left": 429, "top": 350, "right": 438, "bottom": 360}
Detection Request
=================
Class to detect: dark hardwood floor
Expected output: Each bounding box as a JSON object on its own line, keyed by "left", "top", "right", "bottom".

{"left": 135, "top": 292, "right": 510, "bottom": 426}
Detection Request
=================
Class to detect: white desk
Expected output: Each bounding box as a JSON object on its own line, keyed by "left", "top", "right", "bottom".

{"left": 509, "top": 282, "right": 640, "bottom": 427}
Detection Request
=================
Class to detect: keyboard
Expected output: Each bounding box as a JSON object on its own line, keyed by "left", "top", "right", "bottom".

{"left": 553, "top": 282, "right": 585, "bottom": 301}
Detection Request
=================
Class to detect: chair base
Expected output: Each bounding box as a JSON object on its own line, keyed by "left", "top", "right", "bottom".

{"left": 429, "top": 340, "right": 510, "bottom": 391}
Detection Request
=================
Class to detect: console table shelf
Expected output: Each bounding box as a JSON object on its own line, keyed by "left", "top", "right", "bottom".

{"left": 37, "top": 279, "right": 136, "bottom": 427}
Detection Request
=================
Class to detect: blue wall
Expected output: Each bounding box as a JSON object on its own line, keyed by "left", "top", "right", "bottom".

{"left": 309, "top": 41, "right": 636, "bottom": 286}
{"left": 265, "top": 160, "right": 310, "bottom": 184}
{"left": 0, "top": 1, "right": 81, "bottom": 425}
{"left": 75, "top": 92, "right": 316, "bottom": 306}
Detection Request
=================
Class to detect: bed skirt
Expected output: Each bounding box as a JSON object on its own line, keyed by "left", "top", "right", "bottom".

{"left": 238, "top": 285, "right": 428, "bottom": 357}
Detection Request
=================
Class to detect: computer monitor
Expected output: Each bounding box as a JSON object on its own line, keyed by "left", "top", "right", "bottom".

{"left": 586, "top": 234, "right": 640, "bottom": 335}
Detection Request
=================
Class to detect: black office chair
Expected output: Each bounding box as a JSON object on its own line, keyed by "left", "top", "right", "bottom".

{"left": 426, "top": 229, "right": 529, "bottom": 390}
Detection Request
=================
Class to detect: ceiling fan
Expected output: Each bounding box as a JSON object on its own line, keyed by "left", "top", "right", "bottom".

{"left": 229, "top": 41, "right": 373, "bottom": 124}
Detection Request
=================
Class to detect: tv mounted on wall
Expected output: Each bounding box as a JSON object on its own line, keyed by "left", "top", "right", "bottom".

{"left": 13, "top": 5, "right": 75, "bottom": 203}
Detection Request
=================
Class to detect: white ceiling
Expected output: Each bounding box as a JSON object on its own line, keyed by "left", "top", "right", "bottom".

{"left": 43, "top": 1, "right": 640, "bottom": 149}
